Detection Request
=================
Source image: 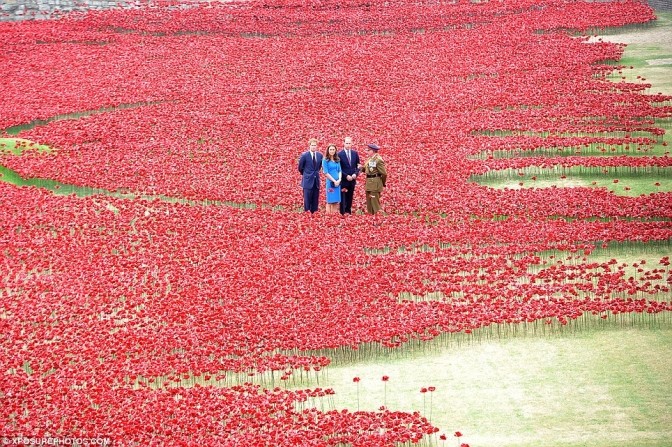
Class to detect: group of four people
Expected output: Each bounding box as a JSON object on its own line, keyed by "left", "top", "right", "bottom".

{"left": 298, "top": 137, "right": 387, "bottom": 216}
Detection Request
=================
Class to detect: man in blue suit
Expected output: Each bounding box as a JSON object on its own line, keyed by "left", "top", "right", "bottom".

{"left": 298, "top": 138, "right": 323, "bottom": 213}
{"left": 337, "top": 136, "right": 360, "bottom": 215}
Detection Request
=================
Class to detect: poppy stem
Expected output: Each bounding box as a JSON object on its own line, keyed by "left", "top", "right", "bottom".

{"left": 357, "top": 382, "right": 360, "bottom": 412}
{"left": 429, "top": 391, "right": 433, "bottom": 423}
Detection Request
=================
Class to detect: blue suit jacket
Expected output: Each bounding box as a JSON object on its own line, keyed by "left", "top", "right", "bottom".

{"left": 298, "top": 151, "right": 323, "bottom": 190}
{"left": 338, "top": 149, "right": 360, "bottom": 188}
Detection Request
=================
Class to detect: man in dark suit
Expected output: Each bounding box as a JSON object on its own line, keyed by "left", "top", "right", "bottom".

{"left": 337, "top": 136, "right": 360, "bottom": 215}
{"left": 298, "top": 138, "right": 323, "bottom": 213}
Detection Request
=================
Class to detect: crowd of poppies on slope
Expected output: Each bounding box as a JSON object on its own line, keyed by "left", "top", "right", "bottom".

{"left": 1, "top": 0, "right": 670, "bottom": 216}
{"left": 2, "top": 181, "right": 671, "bottom": 445}
{"left": 1, "top": 0, "right": 671, "bottom": 445}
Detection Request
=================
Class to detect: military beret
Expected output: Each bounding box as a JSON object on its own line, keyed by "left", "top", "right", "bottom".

{"left": 367, "top": 143, "right": 380, "bottom": 151}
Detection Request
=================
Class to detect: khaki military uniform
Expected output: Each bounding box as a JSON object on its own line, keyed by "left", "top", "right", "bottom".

{"left": 361, "top": 153, "right": 387, "bottom": 214}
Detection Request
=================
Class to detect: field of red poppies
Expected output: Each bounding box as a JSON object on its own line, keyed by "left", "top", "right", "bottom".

{"left": 1, "top": 0, "right": 671, "bottom": 445}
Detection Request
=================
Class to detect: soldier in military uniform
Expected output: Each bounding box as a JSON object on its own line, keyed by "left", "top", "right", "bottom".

{"left": 360, "top": 143, "right": 387, "bottom": 215}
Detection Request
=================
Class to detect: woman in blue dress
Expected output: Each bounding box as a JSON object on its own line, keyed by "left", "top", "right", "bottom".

{"left": 322, "top": 144, "right": 342, "bottom": 213}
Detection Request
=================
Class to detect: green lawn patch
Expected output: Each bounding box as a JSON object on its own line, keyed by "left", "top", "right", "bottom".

{"left": 298, "top": 326, "right": 672, "bottom": 447}
{"left": 471, "top": 166, "right": 671, "bottom": 196}
{"left": 0, "top": 137, "right": 52, "bottom": 155}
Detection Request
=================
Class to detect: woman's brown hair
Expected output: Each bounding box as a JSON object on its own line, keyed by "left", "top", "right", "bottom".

{"left": 324, "top": 144, "right": 340, "bottom": 162}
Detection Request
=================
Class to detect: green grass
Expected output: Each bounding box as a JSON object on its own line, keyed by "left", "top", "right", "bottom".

{"left": 0, "top": 162, "right": 116, "bottom": 198}
{"left": 599, "top": 13, "right": 672, "bottom": 96}
{"left": 0, "top": 137, "right": 52, "bottom": 155}
{"left": 0, "top": 138, "right": 103, "bottom": 197}
{"left": 291, "top": 326, "right": 672, "bottom": 447}
{"left": 582, "top": 240, "right": 672, "bottom": 265}
{"left": 469, "top": 140, "right": 670, "bottom": 160}
{"left": 533, "top": 239, "right": 672, "bottom": 271}
{"left": 127, "top": 318, "right": 672, "bottom": 447}
{"left": 608, "top": 48, "right": 672, "bottom": 97}
{"left": 472, "top": 167, "right": 671, "bottom": 196}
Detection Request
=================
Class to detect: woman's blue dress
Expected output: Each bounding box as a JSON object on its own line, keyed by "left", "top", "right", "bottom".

{"left": 322, "top": 159, "right": 342, "bottom": 204}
